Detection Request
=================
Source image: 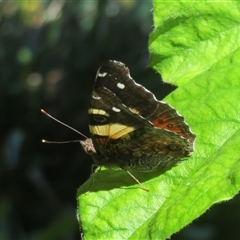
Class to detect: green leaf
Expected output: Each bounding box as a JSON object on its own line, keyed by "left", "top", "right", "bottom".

{"left": 77, "top": 1, "right": 240, "bottom": 239}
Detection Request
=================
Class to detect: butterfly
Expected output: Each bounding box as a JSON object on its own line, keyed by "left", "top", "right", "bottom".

{"left": 79, "top": 60, "right": 195, "bottom": 190}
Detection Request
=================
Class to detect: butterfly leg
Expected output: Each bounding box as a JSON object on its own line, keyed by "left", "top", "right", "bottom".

{"left": 85, "top": 164, "right": 101, "bottom": 194}
{"left": 122, "top": 168, "right": 149, "bottom": 192}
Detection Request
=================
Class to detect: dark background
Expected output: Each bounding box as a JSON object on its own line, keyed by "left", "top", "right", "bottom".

{"left": 0, "top": 1, "right": 239, "bottom": 240}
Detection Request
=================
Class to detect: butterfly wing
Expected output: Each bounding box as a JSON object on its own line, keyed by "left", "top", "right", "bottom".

{"left": 94, "top": 60, "right": 195, "bottom": 147}
{"left": 88, "top": 86, "right": 191, "bottom": 171}
{"left": 85, "top": 60, "right": 195, "bottom": 170}
{"left": 111, "top": 127, "right": 190, "bottom": 171}
{"left": 88, "top": 87, "right": 151, "bottom": 164}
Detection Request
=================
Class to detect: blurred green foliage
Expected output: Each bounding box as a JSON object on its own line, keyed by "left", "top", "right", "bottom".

{"left": 0, "top": 1, "right": 157, "bottom": 239}
{"left": 0, "top": 1, "right": 240, "bottom": 240}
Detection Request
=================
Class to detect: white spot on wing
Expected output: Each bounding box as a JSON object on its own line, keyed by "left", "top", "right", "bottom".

{"left": 117, "top": 82, "right": 125, "bottom": 89}
{"left": 98, "top": 72, "right": 107, "bottom": 77}
{"left": 88, "top": 108, "right": 110, "bottom": 117}
{"left": 112, "top": 107, "right": 121, "bottom": 112}
{"left": 92, "top": 94, "right": 101, "bottom": 100}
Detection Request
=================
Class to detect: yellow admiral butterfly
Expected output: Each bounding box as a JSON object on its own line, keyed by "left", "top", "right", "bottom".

{"left": 80, "top": 60, "right": 195, "bottom": 190}
{"left": 42, "top": 60, "right": 195, "bottom": 191}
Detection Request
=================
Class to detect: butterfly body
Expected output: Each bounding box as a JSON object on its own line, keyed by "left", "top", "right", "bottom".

{"left": 80, "top": 60, "right": 195, "bottom": 174}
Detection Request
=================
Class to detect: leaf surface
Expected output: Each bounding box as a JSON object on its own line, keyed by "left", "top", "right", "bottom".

{"left": 78, "top": 1, "right": 240, "bottom": 239}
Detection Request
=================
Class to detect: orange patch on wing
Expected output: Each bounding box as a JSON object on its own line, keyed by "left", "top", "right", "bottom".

{"left": 151, "top": 116, "right": 188, "bottom": 140}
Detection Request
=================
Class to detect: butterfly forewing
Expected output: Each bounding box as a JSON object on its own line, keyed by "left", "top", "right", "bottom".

{"left": 94, "top": 61, "right": 195, "bottom": 146}
{"left": 88, "top": 87, "right": 152, "bottom": 156}
{"left": 84, "top": 60, "right": 195, "bottom": 172}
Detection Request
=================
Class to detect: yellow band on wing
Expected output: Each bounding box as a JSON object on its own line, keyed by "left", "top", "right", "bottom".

{"left": 89, "top": 124, "right": 135, "bottom": 139}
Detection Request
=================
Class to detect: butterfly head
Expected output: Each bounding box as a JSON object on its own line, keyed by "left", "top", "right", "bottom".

{"left": 80, "top": 138, "right": 96, "bottom": 155}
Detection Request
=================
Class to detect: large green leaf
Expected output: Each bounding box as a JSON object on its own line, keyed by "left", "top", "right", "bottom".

{"left": 77, "top": 1, "right": 240, "bottom": 239}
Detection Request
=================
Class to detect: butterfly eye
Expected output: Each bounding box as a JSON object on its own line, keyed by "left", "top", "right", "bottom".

{"left": 93, "top": 115, "right": 108, "bottom": 123}
{"left": 168, "top": 144, "right": 181, "bottom": 151}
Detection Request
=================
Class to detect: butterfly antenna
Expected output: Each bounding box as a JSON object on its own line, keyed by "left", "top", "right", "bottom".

{"left": 41, "top": 109, "right": 88, "bottom": 139}
{"left": 42, "top": 139, "right": 82, "bottom": 144}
